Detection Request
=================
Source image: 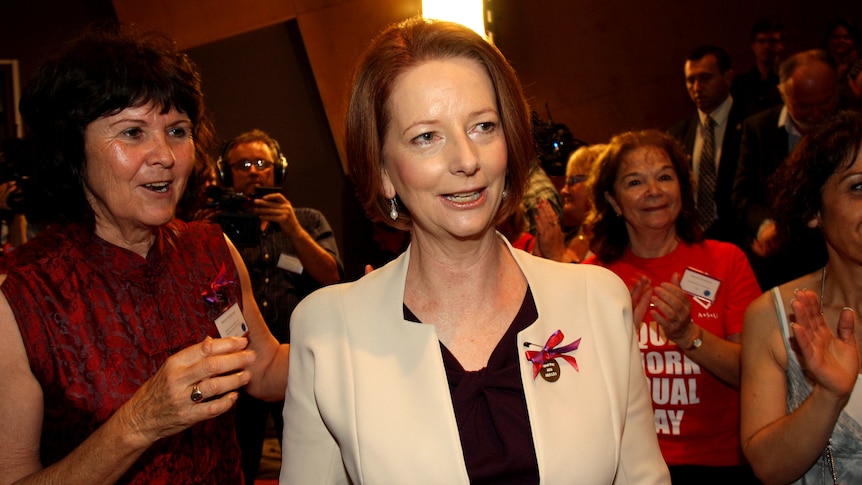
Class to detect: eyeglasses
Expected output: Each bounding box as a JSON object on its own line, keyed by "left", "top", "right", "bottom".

{"left": 231, "top": 159, "right": 274, "bottom": 172}
{"left": 565, "top": 174, "right": 589, "bottom": 186}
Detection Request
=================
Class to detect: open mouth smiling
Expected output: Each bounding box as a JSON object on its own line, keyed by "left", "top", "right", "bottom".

{"left": 144, "top": 182, "right": 171, "bottom": 193}
{"left": 444, "top": 190, "right": 482, "bottom": 203}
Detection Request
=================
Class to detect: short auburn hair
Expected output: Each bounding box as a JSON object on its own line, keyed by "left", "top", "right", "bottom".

{"left": 345, "top": 17, "right": 534, "bottom": 230}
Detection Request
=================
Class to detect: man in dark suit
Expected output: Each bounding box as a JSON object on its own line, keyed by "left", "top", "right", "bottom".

{"left": 669, "top": 45, "right": 745, "bottom": 246}
{"left": 732, "top": 49, "right": 839, "bottom": 289}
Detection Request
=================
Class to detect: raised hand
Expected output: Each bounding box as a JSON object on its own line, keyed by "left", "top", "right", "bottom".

{"left": 630, "top": 274, "right": 653, "bottom": 327}
{"left": 650, "top": 272, "right": 696, "bottom": 345}
{"left": 533, "top": 198, "right": 569, "bottom": 261}
{"left": 791, "top": 289, "right": 859, "bottom": 402}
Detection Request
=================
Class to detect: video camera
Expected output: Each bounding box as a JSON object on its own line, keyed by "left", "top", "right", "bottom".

{"left": 206, "top": 185, "right": 282, "bottom": 247}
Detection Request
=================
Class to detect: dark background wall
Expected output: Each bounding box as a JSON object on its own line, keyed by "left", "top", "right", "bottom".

{"left": 491, "top": 0, "right": 862, "bottom": 145}
{"left": 2, "top": 0, "right": 861, "bottom": 279}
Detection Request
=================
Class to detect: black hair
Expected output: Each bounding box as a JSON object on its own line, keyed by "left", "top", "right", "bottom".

{"left": 770, "top": 110, "right": 862, "bottom": 250}
{"left": 750, "top": 16, "right": 784, "bottom": 41}
{"left": 685, "top": 45, "right": 732, "bottom": 73}
{"left": 18, "top": 23, "right": 216, "bottom": 226}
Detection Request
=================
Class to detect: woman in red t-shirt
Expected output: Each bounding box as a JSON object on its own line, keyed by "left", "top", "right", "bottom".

{"left": 584, "top": 129, "right": 761, "bottom": 484}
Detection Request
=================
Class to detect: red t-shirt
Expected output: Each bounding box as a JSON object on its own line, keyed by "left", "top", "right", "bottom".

{"left": 586, "top": 240, "right": 760, "bottom": 466}
{"left": 510, "top": 231, "right": 536, "bottom": 253}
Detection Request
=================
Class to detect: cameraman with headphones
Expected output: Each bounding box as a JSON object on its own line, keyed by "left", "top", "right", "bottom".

{"left": 215, "top": 129, "right": 342, "bottom": 482}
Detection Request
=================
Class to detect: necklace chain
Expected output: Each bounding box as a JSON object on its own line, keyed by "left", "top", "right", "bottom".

{"left": 818, "top": 265, "right": 839, "bottom": 485}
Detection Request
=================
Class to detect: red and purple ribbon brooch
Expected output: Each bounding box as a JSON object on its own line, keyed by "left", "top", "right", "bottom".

{"left": 524, "top": 329, "right": 581, "bottom": 382}
{"left": 202, "top": 263, "right": 235, "bottom": 307}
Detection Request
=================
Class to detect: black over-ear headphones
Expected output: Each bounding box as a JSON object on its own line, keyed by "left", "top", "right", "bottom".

{"left": 216, "top": 133, "right": 288, "bottom": 188}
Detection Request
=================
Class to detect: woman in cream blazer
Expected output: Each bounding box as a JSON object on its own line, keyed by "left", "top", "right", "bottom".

{"left": 281, "top": 238, "right": 667, "bottom": 484}
{"left": 281, "top": 17, "right": 668, "bottom": 484}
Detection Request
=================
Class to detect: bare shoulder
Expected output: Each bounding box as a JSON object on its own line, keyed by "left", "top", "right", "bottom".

{"left": 0, "top": 277, "right": 45, "bottom": 480}
{"left": 743, "top": 272, "right": 821, "bottom": 367}
{"left": 0, "top": 276, "right": 31, "bottom": 372}
{"left": 743, "top": 289, "right": 779, "bottom": 330}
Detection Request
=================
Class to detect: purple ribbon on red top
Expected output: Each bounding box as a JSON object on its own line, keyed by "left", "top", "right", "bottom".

{"left": 202, "top": 263, "right": 234, "bottom": 305}
{"left": 525, "top": 329, "right": 581, "bottom": 379}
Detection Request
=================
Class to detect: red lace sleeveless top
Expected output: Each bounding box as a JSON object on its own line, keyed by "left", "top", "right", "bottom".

{"left": 1, "top": 220, "right": 245, "bottom": 484}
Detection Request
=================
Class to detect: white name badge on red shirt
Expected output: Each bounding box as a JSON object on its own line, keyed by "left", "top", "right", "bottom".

{"left": 680, "top": 266, "right": 721, "bottom": 303}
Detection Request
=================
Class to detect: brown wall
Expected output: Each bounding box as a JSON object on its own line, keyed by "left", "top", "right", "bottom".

{"left": 2, "top": 0, "right": 861, "bottom": 277}
{"left": 111, "top": 0, "right": 423, "bottom": 171}
{"left": 491, "top": 0, "right": 862, "bottom": 144}
{"left": 6, "top": 1, "right": 862, "bottom": 151}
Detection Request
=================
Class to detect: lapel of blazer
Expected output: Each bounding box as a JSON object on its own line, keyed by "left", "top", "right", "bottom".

{"left": 757, "top": 105, "right": 788, "bottom": 175}
{"left": 716, "top": 101, "right": 745, "bottom": 203}
{"left": 345, "top": 249, "right": 470, "bottom": 483}
{"left": 511, "top": 245, "right": 606, "bottom": 481}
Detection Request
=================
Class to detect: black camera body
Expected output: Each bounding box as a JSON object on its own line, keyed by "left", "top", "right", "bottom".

{"left": 208, "top": 186, "right": 282, "bottom": 247}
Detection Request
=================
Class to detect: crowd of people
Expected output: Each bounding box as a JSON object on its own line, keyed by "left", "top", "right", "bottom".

{"left": 0, "top": 11, "right": 861, "bottom": 485}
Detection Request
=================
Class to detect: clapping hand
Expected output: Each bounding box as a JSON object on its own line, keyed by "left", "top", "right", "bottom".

{"left": 533, "top": 198, "right": 570, "bottom": 262}
{"left": 630, "top": 274, "right": 652, "bottom": 327}
{"left": 630, "top": 273, "right": 697, "bottom": 346}
{"left": 650, "top": 273, "right": 695, "bottom": 344}
{"left": 791, "top": 289, "right": 859, "bottom": 403}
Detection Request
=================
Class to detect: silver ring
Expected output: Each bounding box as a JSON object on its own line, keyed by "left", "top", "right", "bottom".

{"left": 190, "top": 385, "right": 204, "bottom": 403}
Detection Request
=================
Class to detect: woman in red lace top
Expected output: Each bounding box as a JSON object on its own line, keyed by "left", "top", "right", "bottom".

{"left": 0, "top": 26, "right": 289, "bottom": 484}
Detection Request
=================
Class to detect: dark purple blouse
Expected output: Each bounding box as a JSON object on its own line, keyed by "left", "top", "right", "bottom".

{"left": 405, "top": 288, "right": 540, "bottom": 484}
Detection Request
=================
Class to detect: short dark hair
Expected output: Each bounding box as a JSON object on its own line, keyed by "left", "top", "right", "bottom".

{"left": 686, "top": 45, "right": 731, "bottom": 73}
{"left": 824, "top": 17, "right": 860, "bottom": 51}
{"left": 346, "top": 17, "right": 534, "bottom": 230}
{"left": 770, "top": 110, "right": 862, "bottom": 250}
{"left": 18, "top": 23, "right": 215, "bottom": 227}
{"left": 587, "top": 129, "right": 702, "bottom": 263}
{"left": 751, "top": 16, "right": 784, "bottom": 41}
{"left": 220, "top": 129, "right": 282, "bottom": 164}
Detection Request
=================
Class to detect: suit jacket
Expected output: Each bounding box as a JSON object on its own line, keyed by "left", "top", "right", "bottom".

{"left": 730, "top": 104, "right": 787, "bottom": 239}
{"left": 729, "top": 68, "right": 781, "bottom": 120}
{"left": 730, "top": 105, "right": 827, "bottom": 290}
{"left": 281, "top": 237, "right": 669, "bottom": 484}
{"left": 668, "top": 99, "right": 745, "bottom": 245}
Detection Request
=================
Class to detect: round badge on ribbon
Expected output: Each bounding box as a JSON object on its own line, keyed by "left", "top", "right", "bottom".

{"left": 524, "top": 329, "right": 582, "bottom": 382}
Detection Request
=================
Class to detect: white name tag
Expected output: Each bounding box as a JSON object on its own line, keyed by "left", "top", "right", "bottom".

{"left": 214, "top": 302, "right": 249, "bottom": 338}
{"left": 277, "top": 253, "right": 303, "bottom": 274}
{"left": 680, "top": 267, "right": 721, "bottom": 302}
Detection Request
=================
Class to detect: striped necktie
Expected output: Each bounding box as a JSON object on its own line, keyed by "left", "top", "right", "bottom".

{"left": 697, "top": 116, "right": 717, "bottom": 230}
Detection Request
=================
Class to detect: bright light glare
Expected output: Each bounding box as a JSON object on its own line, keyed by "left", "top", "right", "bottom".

{"left": 422, "top": 0, "right": 486, "bottom": 38}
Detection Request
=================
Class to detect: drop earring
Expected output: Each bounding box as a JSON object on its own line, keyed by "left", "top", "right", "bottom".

{"left": 389, "top": 198, "right": 398, "bottom": 221}
{"left": 502, "top": 189, "right": 508, "bottom": 199}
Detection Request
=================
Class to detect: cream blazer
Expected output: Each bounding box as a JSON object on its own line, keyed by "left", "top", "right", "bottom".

{"left": 281, "top": 238, "right": 669, "bottom": 484}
